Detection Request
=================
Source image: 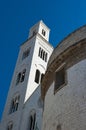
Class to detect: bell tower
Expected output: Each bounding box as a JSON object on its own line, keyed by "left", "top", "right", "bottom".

{"left": 0, "top": 20, "right": 53, "bottom": 130}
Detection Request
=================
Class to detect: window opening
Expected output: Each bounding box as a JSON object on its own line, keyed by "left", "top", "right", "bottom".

{"left": 54, "top": 67, "right": 66, "bottom": 92}
{"left": 42, "top": 29, "right": 46, "bottom": 36}
{"left": 10, "top": 95, "right": 20, "bottom": 114}
{"left": 21, "top": 69, "right": 26, "bottom": 82}
{"left": 35, "top": 69, "right": 40, "bottom": 84}
{"left": 38, "top": 47, "right": 48, "bottom": 62}
{"left": 22, "top": 48, "right": 31, "bottom": 60}
{"left": 41, "top": 74, "right": 44, "bottom": 83}
{"left": 29, "top": 113, "right": 36, "bottom": 130}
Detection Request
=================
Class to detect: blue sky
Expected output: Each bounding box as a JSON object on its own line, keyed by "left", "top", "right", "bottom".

{"left": 0, "top": 0, "right": 86, "bottom": 120}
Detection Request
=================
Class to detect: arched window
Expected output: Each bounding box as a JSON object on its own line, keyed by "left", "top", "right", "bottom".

{"left": 10, "top": 95, "right": 20, "bottom": 114}
{"left": 7, "top": 122, "right": 13, "bottom": 130}
{"left": 35, "top": 69, "right": 40, "bottom": 84}
{"left": 16, "top": 69, "right": 26, "bottom": 85}
{"left": 28, "top": 110, "right": 36, "bottom": 130}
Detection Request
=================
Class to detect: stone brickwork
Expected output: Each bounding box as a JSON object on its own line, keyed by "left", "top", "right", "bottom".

{"left": 41, "top": 25, "right": 86, "bottom": 130}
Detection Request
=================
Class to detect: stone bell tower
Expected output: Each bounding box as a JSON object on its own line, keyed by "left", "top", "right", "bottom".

{"left": 0, "top": 20, "right": 53, "bottom": 130}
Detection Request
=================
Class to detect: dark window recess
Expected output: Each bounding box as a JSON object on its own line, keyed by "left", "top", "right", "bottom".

{"left": 16, "top": 69, "right": 26, "bottom": 85}
{"left": 42, "top": 29, "right": 46, "bottom": 36}
{"left": 22, "top": 48, "right": 31, "bottom": 60}
{"left": 41, "top": 74, "right": 44, "bottom": 82}
{"left": 55, "top": 68, "right": 65, "bottom": 92}
{"left": 38, "top": 47, "right": 48, "bottom": 62}
{"left": 33, "top": 30, "right": 36, "bottom": 36}
{"left": 35, "top": 69, "right": 40, "bottom": 84}
{"left": 7, "top": 122, "right": 13, "bottom": 130}
{"left": 10, "top": 95, "right": 20, "bottom": 114}
{"left": 45, "top": 53, "right": 47, "bottom": 62}
{"left": 38, "top": 47, "right": 41, "bottom": 57}
{"left": 57, "top": 125, "right": 61, "bottom": 130}
{"left": 29, "top": 113, "right": 36, "bottom": 130}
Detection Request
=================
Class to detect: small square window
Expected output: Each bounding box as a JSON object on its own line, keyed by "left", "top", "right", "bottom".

{"left": 54, "top": 67, "right": 66, "bottom": 93}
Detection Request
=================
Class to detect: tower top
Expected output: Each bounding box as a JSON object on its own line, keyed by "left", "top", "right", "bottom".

{"left": 28, "top": 20, "right": 50, "bottom": 41}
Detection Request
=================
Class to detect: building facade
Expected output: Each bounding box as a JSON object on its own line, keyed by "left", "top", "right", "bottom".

{"left": 41, "top": 25, "right": 86, "bottom": 130}
{"left": 0, "top": 21, "right": 53, "bottom": 130}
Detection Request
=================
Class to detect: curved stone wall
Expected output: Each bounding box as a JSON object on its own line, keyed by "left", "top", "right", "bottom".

{"left": 41, "top": 25, "right": 86, "bottom": 130}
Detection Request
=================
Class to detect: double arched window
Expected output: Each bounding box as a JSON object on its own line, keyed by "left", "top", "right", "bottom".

{"left": 38, "top": 47, "right": 48, "bottom": 62}
{"left": 16, "top": 69, "right": 26, "bottom": 85}
{"left": 10, "top": 95, "right": 20, "bottom": 114}
{"left": 35, "top": 69, "right": 44, "bottom": 84}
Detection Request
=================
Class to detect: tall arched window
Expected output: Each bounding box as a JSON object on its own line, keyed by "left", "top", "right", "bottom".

{"left": 16, "top": 69, "right": 26, "bottom": 85}
{"left": 28, "top": 110, "right": 36, "bottom": 130}
{"left": 35, "top": 69, "right": 40, "bottom": 84}
{"left": 29, "top": 113, "right": 36, "bottom": 130}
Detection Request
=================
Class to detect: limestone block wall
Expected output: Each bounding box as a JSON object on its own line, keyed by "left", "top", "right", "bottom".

{"left": 42, "top": 59, "right": 86, "bottom": 130}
